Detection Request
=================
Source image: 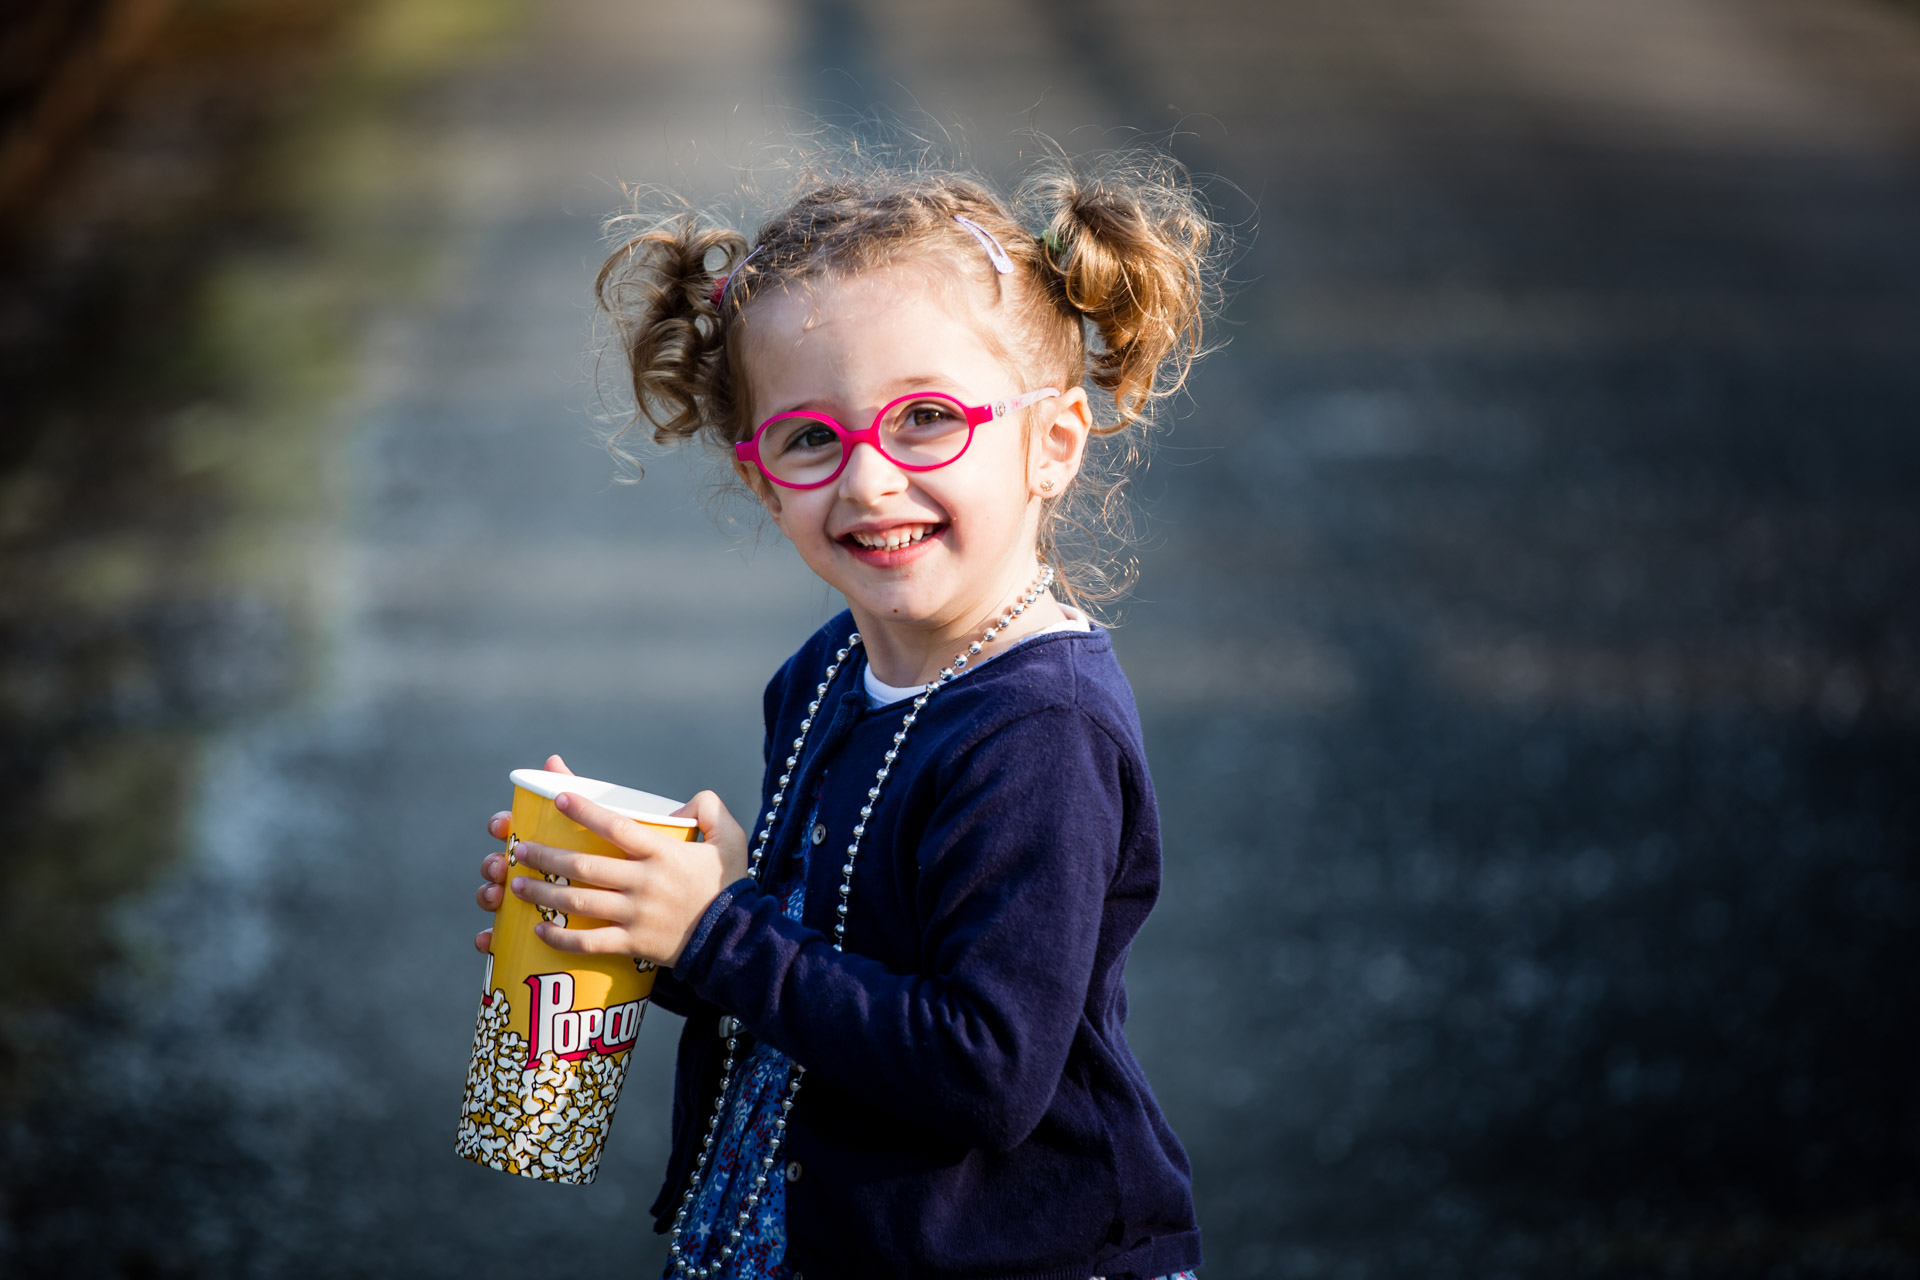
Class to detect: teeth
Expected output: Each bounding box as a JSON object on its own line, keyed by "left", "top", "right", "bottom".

{"left": 851, "top": 524, "right": 933, "bottom": 550}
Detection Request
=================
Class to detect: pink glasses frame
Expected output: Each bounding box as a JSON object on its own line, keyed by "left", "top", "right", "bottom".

{"left": 734, "top": 387, "right": 1062, "bottom": 490}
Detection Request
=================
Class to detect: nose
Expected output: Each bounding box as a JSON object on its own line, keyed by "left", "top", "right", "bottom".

{"left": 836, "top": 434, "right": 907, "bottom": 502}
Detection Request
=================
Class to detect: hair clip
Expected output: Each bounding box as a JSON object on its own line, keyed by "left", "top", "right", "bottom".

{"left": 709, "top": 243, "right": 764, "bottom": 308}
{"left": 953, "top": 215, "right": 1015, "bottom": 275}
{"left": 1040, "top": 228, "right": 1067, "bottom": 258}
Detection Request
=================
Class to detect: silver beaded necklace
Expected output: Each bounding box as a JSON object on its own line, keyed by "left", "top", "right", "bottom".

{"left": 667, "top": 564, "right": 1056, "bottom": 1278}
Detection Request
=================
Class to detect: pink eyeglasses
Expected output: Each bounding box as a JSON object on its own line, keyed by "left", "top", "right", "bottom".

{"left": 735, "top": 387, "right": 1061, "bottom": 490}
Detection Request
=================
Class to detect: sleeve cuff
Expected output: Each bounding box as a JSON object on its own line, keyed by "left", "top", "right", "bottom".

{"left": 674, "top": 877, "right": 757, "bottom": 980}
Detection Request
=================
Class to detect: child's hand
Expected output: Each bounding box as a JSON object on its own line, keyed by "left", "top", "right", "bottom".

{"left": 472, "top": 754, "right": 750, "bottom": 968}
{"left": 474, "top": 753, "right": 573, "bottom": 955}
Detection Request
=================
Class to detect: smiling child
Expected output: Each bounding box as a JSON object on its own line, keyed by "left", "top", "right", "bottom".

{"left": 473, "top": 153, "right": 1218, "bottom": 1279}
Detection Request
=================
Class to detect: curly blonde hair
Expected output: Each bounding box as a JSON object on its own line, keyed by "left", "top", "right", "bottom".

{"left": 595, "top": 146, "right": 1222, "bottom": 607}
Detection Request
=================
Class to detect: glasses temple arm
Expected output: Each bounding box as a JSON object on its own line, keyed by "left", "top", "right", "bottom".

{"left": 972, "top": 387, "right": 1063, "bottom": 425}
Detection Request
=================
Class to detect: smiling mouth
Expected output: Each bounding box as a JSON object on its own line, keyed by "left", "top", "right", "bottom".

{"left": 841, "top": 523, "right": 944, "bottom": 552}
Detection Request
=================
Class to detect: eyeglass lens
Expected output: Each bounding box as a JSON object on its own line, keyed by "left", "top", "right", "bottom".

{"left": 758, "top": 395, "right": 973, "bottom": 486}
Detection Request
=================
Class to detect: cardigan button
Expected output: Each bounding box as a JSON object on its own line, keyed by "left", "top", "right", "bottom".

{"left": 785, "top": 1160, "right": 803, "bottom": 1183}
{"left": 810, "top": 823, "right": 826, "bottom": 846}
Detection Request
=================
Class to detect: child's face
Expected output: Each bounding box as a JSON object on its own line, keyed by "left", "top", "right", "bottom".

{"left": 737, "top": 262, "right": 1089, "bottom": 636}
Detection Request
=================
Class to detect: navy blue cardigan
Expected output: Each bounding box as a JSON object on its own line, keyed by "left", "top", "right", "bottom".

{"left": 646, "top": 614, "right": 1201, "bottom": 1279}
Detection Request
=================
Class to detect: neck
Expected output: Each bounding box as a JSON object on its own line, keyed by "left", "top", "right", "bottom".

{"left": 853, "top": 564, "right": 1067, "bottom": 687}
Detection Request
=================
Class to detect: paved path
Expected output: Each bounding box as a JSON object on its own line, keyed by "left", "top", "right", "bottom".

{"left": 6, "top": 0, "right": 1920, "bottom": 1275}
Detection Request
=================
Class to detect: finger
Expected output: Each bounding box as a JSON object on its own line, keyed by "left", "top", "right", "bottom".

{"left": 474, "top": 927, "right": 493, "bottom": 954}
{"left": 509, "top": 874, "right": 632, "bottom": 923}
{"left": 476, "top": 881, "right": 504, "bottom": 912}
{"left": 510, "top": 840, "right": 638, "bottom": 887}
{"left": 533, "top": 920, "right": 640, "bottom": 956}
{"left": 487, "top": 754, "right": 571, "bottom": 840}
{"left": 552, "top": 791, "right": 673, "bottom": 859}
{"left": 480, "top": 852, "right": 508, "bottom": 884}
{"left": 676, "top": 790, "right": 745, "bottom": 845}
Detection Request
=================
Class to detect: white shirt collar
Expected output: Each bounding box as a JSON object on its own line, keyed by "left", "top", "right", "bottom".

{"left": 862, "top": 605, "right": 1092, "bottom": 708}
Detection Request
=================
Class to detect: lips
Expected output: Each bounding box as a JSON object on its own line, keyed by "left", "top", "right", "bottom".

{"left": 837, "top": 521, "right": 948, "bottom": 565}
{"left": 844, "top": 523, "right": 938, "bottom": 551}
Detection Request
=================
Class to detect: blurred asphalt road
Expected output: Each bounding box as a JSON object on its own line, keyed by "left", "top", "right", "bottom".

{"left": 5, "top": 0, "right": 1919, "bottom": 1276}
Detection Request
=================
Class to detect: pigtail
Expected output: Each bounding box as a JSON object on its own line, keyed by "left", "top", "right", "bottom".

{"left": 1019, "top": 153, "right": 1216, "bottom": 430}
{"left": 594, "top": 211, "right": 750, "bottom": 467}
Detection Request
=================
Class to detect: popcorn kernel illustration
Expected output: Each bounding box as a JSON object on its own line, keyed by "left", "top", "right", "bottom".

{"left": 455, "top": 983, "right": 640, "bottom": 1185}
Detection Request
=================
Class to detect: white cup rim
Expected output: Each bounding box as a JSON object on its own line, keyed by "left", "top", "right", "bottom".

{"left": 509, "top": 769, "right": 700, "bottom": 828}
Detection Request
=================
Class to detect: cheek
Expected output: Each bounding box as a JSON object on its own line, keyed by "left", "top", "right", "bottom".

{"left": 780, "top": 492, "right": 835, "bottom": 542}
{"left": 938, "top": 468, "right": 1033, "bottom": 537}
{"left": 981, "top": 430, "right": 1040, "bottom": 508}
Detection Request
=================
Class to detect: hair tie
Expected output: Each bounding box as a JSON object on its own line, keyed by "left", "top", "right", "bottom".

{"left": 953, "top": 215, "right": 1014, "bottom": 275}
{"left": 709, "top": 244, "right": 764, "bottom": 308}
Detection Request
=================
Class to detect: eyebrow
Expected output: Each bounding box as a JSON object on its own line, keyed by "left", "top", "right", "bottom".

{"left": 764, "top": 376, "right": 971, "bottom": 420}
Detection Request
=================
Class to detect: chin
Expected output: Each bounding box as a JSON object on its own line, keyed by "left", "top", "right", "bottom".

{"left": 844, "top": 585, "right": 946, "bottom": 628}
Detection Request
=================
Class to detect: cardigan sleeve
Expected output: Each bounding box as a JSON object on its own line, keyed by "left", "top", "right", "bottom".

{"left": 645, "top": 967, "right": 701, "bottom": 1017}
{"left": 671, "top": 705, "right": 1127, "bottom": 1152}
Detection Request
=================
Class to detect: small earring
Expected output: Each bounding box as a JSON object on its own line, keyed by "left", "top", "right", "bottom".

{"left": 1039, "top": 478, "right": 1055, "bottom": 493}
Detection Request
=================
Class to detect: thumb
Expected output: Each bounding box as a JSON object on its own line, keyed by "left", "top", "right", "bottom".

{"left": 545, "top": 754, "right": 575, "bottom": 776}
{"left": 672, "top": 789, "right": 743, "bottom": 844}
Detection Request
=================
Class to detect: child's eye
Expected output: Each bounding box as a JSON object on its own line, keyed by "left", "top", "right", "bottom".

{"left": 897, "top": 402, "right": 962, "bottom": 434}
{"left": 771, "top": 419, "right": 840, "bottom": 456}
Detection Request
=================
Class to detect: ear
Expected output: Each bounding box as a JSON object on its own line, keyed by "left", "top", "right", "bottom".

{"left": 733, "top": 458, "right": 786, "bottom": 523}
{"left": 1029, "top": 387, "right": 1093, "bottom": 498}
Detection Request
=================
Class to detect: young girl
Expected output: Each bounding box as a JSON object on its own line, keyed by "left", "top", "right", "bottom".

{"left": 473, "top": 151, "right": 1215, "bottom": 1279}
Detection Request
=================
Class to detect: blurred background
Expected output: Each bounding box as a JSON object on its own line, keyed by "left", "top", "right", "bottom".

{"left": 3, "top": 0, "right": 1918, "bottom": 1276}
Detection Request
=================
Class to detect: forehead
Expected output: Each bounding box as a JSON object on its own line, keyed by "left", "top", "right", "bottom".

{"left": 739, "top": 261, "right": 1019, "bottom": 409}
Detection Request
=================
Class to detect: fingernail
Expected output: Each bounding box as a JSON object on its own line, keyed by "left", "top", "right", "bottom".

{"left": 555, "top": 793, "right": 572, "bottom": 812}
{"left": 511, "top": 877, "right": 525, "bottom": 893}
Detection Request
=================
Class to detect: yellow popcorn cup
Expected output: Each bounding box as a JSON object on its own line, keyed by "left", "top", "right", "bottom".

{"left": 455, "top": 768, "right": 698, "bottom": 1184}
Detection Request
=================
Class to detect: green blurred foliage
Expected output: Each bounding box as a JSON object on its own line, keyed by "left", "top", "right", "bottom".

{"left": 0, "top": 0, "right": 527, "bottom": 1102}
